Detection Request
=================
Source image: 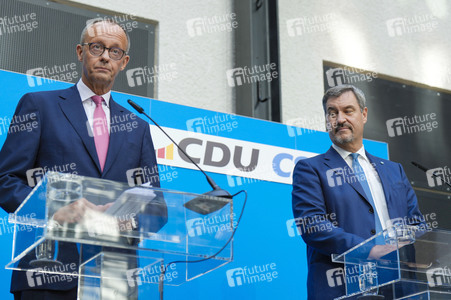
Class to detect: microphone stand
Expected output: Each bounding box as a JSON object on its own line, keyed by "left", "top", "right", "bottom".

{"left": 127, "top": 99, "right": 232, "bottom": 215}
{"left": 411, "top": 161, "right": 451, "bottom": 188}
{"left": 127, "top": 99, "right": 247, "bottom": 300}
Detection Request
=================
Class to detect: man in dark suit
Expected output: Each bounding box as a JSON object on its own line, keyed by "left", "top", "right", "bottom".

{"left": 292, "top": 85, "right": 423, "bottom": 299}
{"left": 0, "top": 19, "right": 166, "bottom": 299}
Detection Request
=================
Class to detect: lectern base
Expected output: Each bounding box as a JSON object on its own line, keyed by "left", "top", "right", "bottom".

{"left": 29, "top": 258, "right": 64, "bottom": 268}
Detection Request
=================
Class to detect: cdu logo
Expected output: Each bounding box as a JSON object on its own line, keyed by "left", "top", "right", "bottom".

{"left": 156, "top": 144, "right": 174, "bottom": 160}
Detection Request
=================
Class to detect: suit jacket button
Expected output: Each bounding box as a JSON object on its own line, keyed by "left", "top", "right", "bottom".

{"left": 371, "top": 229, "right": 376, "bottom": 235}
{"left": 369, "top": 208, "right": 374, "bottom": 214}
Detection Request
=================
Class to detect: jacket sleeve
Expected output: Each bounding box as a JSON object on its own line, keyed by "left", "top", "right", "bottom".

{"left": 292, "top": 159, "right": 370, "bottom": 256}
{"left": 0, "top": 93, "right": 41, "bottom": 213}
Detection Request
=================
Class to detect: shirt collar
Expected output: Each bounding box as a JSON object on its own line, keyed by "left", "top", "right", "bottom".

{"left": 332, "top": 143, "right": 368, "bottom": 162}
{"left": 76, "top": 79, "right": 111, "bottom": 107}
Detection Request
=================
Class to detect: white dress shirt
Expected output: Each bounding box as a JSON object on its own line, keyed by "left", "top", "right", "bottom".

{"left": 76, "top": 79, "right": 111, "bottom": 133}
{"left": 332, "top": 144, "right": 390, "bottom": 230}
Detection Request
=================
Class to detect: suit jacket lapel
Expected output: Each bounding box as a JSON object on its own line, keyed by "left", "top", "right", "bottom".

{"left": 324, "top": 146, "right": 371, "bottom": 205}
{"left": 102, "top": 98, "right": 126, "bottom": 175}
{"left": 58, "top": 86, "right": 101, "bottom": 172}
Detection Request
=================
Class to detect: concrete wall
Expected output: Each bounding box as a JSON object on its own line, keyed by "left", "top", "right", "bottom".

{"left": 278, "top": 0, "right": 451, "bottom": 129}
{"left": 68, "top": 0, "right": 451, "bottom": 130}
{"left": 68, "top": 0, "right": 235, "bottom": 113}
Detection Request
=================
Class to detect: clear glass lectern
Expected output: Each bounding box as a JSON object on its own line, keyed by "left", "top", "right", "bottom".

{"left": 332, "top": 226, "right": 451, "bottom": 300}
{"left": 7, "top": 172, "right": 234, "bottom": 299}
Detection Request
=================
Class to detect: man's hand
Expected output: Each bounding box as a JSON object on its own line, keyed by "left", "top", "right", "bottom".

{"left": 368, "top": 244, "right": 397, "bottom": 260}
{"left": 52, "top": 198, "right": 112, "bottom": 224}
{"left": 368, "top": 241, "right": 411, "bottom": 260}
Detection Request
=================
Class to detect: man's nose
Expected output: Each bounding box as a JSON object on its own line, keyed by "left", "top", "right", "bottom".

{"left": 99, "top": 49, "right": 110, "bottom": 61}
{"left": 336, "top": 111, "right": 346, "bottom": 124}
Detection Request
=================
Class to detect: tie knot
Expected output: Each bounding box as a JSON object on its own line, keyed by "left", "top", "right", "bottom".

{"left": 92, "top": 95, "right": 104, "bottom": 107}
{"left": 350, "top": 153, "right": 359, "bottom": 161}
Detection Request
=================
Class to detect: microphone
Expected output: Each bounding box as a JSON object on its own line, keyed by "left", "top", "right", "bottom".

{"left": 411, "top": 161, "right": 451, "bottom": 188}
{"left": 128, "top": 99, "right": 232, "bottom": 214}
{"left": 411, "top": 161, "right": 428, "bottom": 172}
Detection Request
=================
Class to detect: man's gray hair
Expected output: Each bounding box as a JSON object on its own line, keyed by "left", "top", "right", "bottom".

{"left": 322, "top": 85, "right": 366, "bottom": 114}
{"left": 80, "top": 17, "right": 130, "bottom": 53}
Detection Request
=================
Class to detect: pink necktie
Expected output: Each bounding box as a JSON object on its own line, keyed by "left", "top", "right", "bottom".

{"left": 92, "top": 95, "right": 109, "bottom": 171}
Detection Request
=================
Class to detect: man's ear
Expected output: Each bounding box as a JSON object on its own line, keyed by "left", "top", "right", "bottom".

{"left": 120, "top": 55, "right": 130, "bottom": 71}
{"left": 76, "top": 44, "right": 83, "bottom": 62}
{"left": 362, "top": 107, "right": 368, "bottom": 124}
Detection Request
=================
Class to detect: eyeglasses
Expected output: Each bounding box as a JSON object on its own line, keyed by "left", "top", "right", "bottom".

{"left": 81, "top": 42, "right": 127, "bottom": 60}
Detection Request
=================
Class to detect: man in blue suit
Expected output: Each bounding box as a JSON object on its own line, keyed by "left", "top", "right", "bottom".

{"left": 0, "top": 19, "right": 166, "bottom": 299}
{"left": 292, "top": 85, "right": 423, "bottom": 299}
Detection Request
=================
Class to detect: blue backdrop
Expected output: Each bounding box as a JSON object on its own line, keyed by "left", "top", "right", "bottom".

{"left": 0, "top": 69, "right": 388, "bottom": 299}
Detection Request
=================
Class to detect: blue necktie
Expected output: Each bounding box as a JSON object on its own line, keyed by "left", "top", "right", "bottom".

{"left": 350, "top": 153, "right": 384, "bottom": 244}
